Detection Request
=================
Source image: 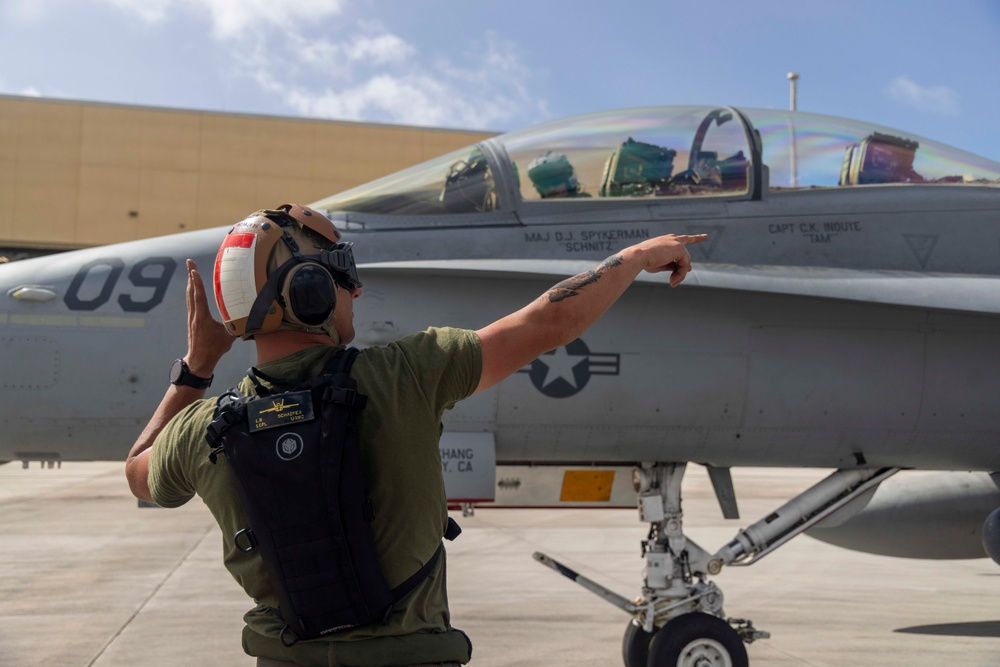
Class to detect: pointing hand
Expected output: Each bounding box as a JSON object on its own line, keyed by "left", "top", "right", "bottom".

{"left": 637, "top": 234, "right": 708, "bottom": 287}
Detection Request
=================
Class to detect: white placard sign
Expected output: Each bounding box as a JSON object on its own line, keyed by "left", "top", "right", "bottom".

{"left": 440, "top": 432, "right": 496, "bottom": 502}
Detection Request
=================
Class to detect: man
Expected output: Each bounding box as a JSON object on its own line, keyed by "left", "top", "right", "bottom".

{"left": 125, "top": 203, "right": 705, "bottom": 666}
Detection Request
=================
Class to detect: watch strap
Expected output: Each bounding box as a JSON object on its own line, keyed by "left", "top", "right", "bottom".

{"left": 170, "top": 358, "right": 213, "bottom": 389}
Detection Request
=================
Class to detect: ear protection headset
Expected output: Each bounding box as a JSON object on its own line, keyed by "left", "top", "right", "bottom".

{"left": 215, "top": 204, "right": 362, "bottom": 340}
{"left": 244, "top": 228, "right": 362, "bottom": 336}
{"left": 279, "top": 263, "right": 339, "bottom": 328}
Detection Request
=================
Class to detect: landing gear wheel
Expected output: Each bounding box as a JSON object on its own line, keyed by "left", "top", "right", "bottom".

{"left": 623, "top": 619, "right": 654, "bottom": 667}
{"left": 646, "top": 613, "right": 747, "bottom": 667}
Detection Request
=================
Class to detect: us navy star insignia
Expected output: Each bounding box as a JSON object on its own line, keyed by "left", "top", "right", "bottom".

{"left": 539, "top": 346, "right": 587, "bottom": 390}
{"left": 518, "top": 338, "right": 621, "bottom": 398}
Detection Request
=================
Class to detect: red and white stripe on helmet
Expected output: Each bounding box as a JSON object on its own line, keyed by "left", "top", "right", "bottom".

{"left": 214, "top": 232, "right": 257, "bottom": 323}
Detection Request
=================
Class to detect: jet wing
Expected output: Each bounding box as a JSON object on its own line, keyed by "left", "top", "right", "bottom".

{"left": 359, "top": 259, "right": 1000, "bottom": 316}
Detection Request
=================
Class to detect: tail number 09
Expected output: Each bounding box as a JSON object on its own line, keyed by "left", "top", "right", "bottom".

{"left": 63, "top": 257, "right": 177, "bottom": 313}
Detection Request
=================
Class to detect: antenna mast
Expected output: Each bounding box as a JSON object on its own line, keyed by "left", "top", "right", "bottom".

{"left": 787, "top": 72, "right": 799, "bottom": 111}
{"left": 787, "top": 72, "right": 800, "bottom": 187}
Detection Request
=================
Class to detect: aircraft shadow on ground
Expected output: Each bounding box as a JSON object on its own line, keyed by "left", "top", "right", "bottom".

{"left": 894, "top": 621, "right": 1000, "bottom": 637}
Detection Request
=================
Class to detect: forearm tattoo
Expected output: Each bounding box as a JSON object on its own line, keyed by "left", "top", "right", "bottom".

{"left": 546, "top": 255, "right": 623, "bottom": 302}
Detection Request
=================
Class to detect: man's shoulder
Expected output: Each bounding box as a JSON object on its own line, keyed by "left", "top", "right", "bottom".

{"left": 356, "top": 327, "right": 481, "bottom": 379}
{"left": 168, "top": 397, "right": 218, "bottom": 434}
{"left": 155, "top": 398, "right": 218, "bottom": 455}
{"left": 363, "top": 327, "right": 480, "bottom": 359}
{"left": 356, "top": 327, "right": 481, "bottom": 407}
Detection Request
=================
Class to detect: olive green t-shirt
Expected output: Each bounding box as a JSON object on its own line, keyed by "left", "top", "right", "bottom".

{"left": 148, "top": 327, "right": 482, "bottom": 666}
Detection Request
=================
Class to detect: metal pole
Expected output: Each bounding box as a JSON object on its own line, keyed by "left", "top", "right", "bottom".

{"left": 787, "top": 72, "right": 799, "bottom": 111}
{"left": 787, "top": 72, "right": 800, "bottom": 188}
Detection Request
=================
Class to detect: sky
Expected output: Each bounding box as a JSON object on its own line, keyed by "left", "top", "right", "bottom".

{"left": 1, "top": 0, "right": 999, "bottom": 160}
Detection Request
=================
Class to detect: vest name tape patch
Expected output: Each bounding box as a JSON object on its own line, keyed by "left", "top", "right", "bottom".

{"left": 248, "top": 390, "right": 315, "bottom": 432}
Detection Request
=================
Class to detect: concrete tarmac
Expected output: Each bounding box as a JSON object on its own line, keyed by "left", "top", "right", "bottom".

{"left": 1, "top": 462, "right": 997, "bottom": 666}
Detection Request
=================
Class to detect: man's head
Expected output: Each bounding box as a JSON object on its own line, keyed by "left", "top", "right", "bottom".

{"left": 213, "top": 204, "right": 362, "bottom": 343}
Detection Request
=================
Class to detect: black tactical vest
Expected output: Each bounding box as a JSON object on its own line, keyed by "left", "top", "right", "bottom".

{"left": 204, "top": 348, "right": 453, "bottom": 645}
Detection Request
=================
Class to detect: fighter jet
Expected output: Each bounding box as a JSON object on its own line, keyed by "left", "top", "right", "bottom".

{"left": 3, "top": 105, "right": 1000, "bottom": 666}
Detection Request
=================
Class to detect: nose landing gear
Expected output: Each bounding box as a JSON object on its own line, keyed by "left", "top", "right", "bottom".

{"left": 535, "top": 462, "right": 898, "bottom": 666}
{"left": 624, "top": 462, "right": 755, "bottom": 666}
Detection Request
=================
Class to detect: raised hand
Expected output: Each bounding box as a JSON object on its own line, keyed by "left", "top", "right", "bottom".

{"left": 184, "top": 259, "right": 235, "bottom": 376}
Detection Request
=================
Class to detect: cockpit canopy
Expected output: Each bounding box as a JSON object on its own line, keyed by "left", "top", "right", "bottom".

{"left": 505, "top": 106, "right": 759, "bottom": 203}
{"left": 311, "top": 106, "right": 1000, "bottom": 220}
{"left": 745, "top": 108, "right": 1000, "bottom": 189}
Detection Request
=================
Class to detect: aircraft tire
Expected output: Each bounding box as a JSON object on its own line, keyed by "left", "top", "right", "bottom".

{"left": 622, "top": 619, "right": 653, "bottom": 667}
{"left": 646, "top": 613, "right": 747, "bottom": 667}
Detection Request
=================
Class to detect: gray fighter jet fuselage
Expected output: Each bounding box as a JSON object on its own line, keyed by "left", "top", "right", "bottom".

{"left": 3, "top": 106, "right": 998, "bottom": 472}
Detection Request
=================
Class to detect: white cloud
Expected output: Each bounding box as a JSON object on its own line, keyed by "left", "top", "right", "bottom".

{"left": 198, "top": 0, "right": 344, "bottom": 40}
{"left": 0, "top": 71, "right": 46, "bottom": 98}
{"left": 287, "top": 32, "right": 415, "bottom": 79}
{"left": 287, "top": 74, "right": 464, "bottom": 127}
{"left": 1, "top": 0, "right": 56, "bottom": 22}
{"left": 93, "top": 0, "right": 546, "bottom": 129}
{"left": 348, "top": 34, "right": 414, "bottom": 66}
{"left": 274, "top": 32, "right": 545, "bottom": 129}
{"left": 99, "top": 0, "right": 172, "bottom": 23}
{"left": 886, "top": 76, "right": 959, "bottom": 115}
{"left": 98, "top": 0, "right": 344, "bottom": 38}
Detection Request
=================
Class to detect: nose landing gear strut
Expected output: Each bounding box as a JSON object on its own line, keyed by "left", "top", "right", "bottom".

{"left": 535, "top": 462, "right": 898, "bottom": 666}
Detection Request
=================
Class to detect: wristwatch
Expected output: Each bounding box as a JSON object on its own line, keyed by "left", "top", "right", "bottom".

{"left": 168, "top": 358, "right": 213, "bottom": 389}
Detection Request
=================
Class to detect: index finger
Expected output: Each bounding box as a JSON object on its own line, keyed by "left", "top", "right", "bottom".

{"left": 185, "top": 259, "right": 195, "bottom": 312}
{"left": 675, "top": 234, "right": 708, "bottom": 245}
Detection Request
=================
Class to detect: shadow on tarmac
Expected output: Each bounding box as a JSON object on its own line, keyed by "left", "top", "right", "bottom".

{"left": 895, "top": 620, "right": 1000, "bottom": 637}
